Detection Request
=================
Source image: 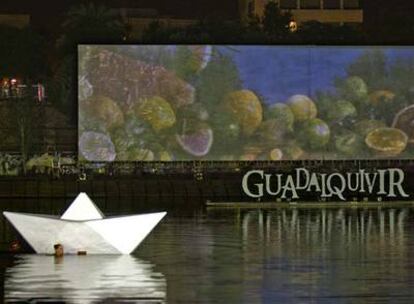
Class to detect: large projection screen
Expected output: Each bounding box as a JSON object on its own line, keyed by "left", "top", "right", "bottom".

{"left": 78, "top": 45, "right": 414, "bottom": 162}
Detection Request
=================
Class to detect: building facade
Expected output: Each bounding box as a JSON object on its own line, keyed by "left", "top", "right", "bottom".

{"left": 240, "top": 0, "right": 363, "bottom": 25}
{"left": 0, "top": 14, "right": 30, "bottom": 29}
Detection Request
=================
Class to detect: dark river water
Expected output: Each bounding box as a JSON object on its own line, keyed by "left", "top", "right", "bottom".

{"left": 2, "top": 207, "right": 414, "bottom": 303}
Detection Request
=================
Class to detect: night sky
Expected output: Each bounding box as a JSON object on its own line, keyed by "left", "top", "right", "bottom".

{"left": 1, "top": 0, "right": 239, "bottom": 19}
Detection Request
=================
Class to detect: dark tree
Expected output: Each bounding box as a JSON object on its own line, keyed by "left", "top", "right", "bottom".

{"left": 2, "top": 91, "right": 43, "bottom": 174}
{"left": 51, "top": 3, "right": 127, "bottom": 123}
{"left": 47, "top": 55, "right": 76, "bottom": 122}
{"left": 141, "top": 21, "right": 179, "bottom": 43}
{"left": 297, "top": 21, "right": 364, "bottom": 44}
{"left": 261, "top": 1, "right": 293, "bottom": 39}
{"left": 57, "top": 3, "right": 126, "bottom": 54}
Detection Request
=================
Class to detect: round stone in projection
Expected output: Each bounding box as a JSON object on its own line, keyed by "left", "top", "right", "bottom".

{"left": 176, "top": 127, "right": 214, "bottom": 157}
{"left": 298, "top": 118, "right": 330, "bottom": 150}
{"left": 79, "top": 131, "right": 116, "bottom": 161}
{"left": 286, "top": 94, "right": 317, "bottom": 122}
{"left": 222, "top": 90, "right": 263, "bottom": 136}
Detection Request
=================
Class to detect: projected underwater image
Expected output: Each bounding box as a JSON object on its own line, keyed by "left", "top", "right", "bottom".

{"left": 78, "top": 45, "right": 414, "bottom": 161}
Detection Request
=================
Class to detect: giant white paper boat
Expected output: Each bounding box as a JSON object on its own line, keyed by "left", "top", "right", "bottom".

{"left": 3, "top": 193, "right": 166, "bottom": 254}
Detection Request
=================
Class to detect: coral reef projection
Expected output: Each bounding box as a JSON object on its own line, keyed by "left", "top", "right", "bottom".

{"left": 78, "top": 45, "right": 414, "bottom": 161}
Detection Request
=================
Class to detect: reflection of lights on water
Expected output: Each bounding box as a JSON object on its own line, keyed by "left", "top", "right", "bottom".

{"left": 239, "top": 208, "right": 409, "bottom": 248}
{"left": 5, "top": 255, "right": 166, "bottom": 303}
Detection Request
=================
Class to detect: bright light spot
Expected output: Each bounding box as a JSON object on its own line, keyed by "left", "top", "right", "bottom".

{"left": 289, "top": 21, "right": 298, "bottom": 32}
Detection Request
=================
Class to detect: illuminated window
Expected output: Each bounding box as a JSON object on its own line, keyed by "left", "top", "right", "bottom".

{"left": 343, "top": 0, "right": 359, "bottom": 9}
{"left": 280, "top": 0, "right": 297, "bottom": 9}
{"left": 300, "top": 0, "right": 320, "bottom": 9}
{"left": 324, "top": 0, "right": 340, "bottom": 9}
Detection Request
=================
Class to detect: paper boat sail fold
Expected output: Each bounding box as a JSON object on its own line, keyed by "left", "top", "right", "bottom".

{"left": 61, "top": 192, "right": 103, "bottom": 221}
{"left": 3, "top": 193, "right": 166, "bottom": 255}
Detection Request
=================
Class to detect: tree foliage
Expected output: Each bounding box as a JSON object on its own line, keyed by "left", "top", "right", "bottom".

{"left": 141, "top": 2, "right": 294, "bottom": 43}
{"left": 47, "top": 55, "right": 76, "bottom": 122}
{"left": 140, "top": 2, "right": 361, "bottom": 44}
{"left": 3, "top": 91, "right": 43, "bottom": 173}
{"left": 57, "top": 3, "right": 126, "bottom": 54}
{"left": 296, "top": 21, "right": 365, "bottom": 44}
{"left": 261, "top": 1, "right": 292, "bottom": 38}
{"left": 51, "top": 3, "right": 127, "bottom": 123}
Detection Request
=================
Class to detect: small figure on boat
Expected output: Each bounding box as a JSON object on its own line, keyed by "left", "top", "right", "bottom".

{"left": 54, "top": 243, "right": 64, "bottom": 257}
{"left": 9, "top": 240, "right": 21, "bottom": 253}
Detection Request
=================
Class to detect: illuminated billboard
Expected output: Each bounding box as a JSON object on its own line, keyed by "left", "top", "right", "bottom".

{"left": 78, "top": 45, "right": 414, "bottom": 161}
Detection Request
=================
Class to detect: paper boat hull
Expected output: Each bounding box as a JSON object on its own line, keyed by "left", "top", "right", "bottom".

{"left": 3, "top": 211, "right": 166, "bottom": 255}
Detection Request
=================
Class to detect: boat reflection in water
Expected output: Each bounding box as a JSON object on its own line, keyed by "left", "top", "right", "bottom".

{"left": 5, "top": 254, "right": 166, "bottom": 303}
